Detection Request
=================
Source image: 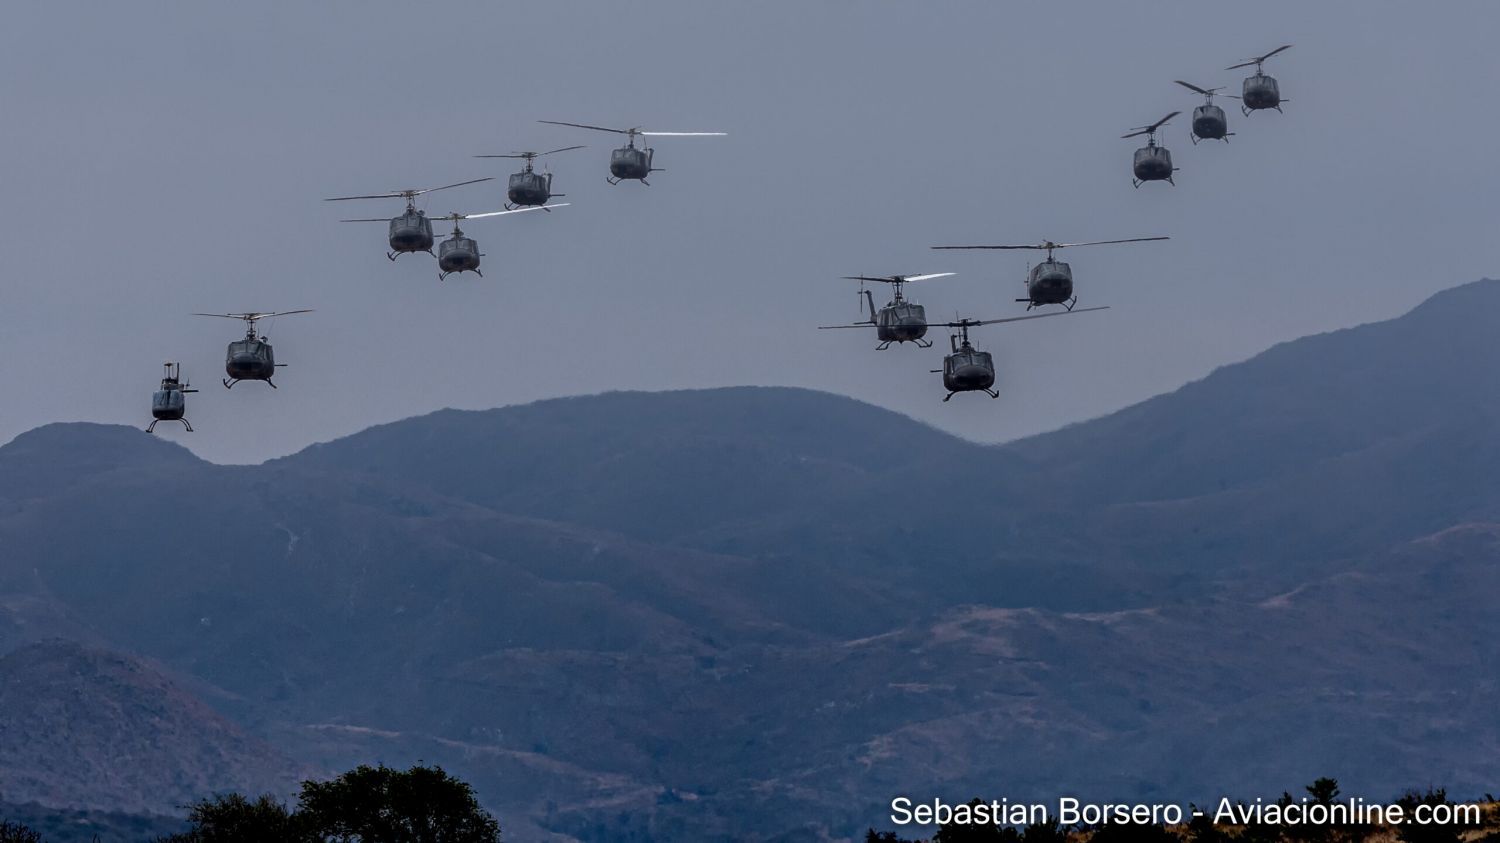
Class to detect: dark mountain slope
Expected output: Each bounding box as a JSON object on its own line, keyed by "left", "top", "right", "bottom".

{"left": 0, "top": 422, "right": 202, "bottom": 507}
{"left": 284, "top": 386, "right": 996, "bottom": 543}
{"left": 0, "top": 640, "right": 304, "bottom": 815}
{"left": 1009, "top": 278, "right": 1500, "bottom": 504}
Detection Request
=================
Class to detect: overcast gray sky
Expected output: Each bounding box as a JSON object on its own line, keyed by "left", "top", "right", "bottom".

{"left": 2, "top": 1, "right": 1496, "bottom": 464}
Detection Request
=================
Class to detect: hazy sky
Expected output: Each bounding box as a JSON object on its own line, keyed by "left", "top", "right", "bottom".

{"left": 2, "top": 1, "right": 1496, "bottom": 464}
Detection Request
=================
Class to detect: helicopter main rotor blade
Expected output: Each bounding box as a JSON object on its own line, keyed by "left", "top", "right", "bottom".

{"left": 1147, "top": 111, "right": 1180, "bottom": 132}
{"left": 933, "top": 306, "right": 1110, "bottom": 329}
{"left": 539, "top": 119, "right": 631, "bottom": 134}
{"left": 931, "top": 244, "right": 1044, "bottom": 250}
{"left": 1228, "top": 45, "right": 1290, "bottom": 70}
{"left": 639, "top": 131, "right": 727, "bottom": 137}
{"left": 192, "top": 310, "right": 314, "bottom": 322}
{"left": 324, "top": 177, "right": 493, "bottom": 202}
{"left": 338, "top": 217, "right": 398, "bottom": 223}
{"left": 841, "top": 272, "right": 956, "bottom": 283}
{"left": 414, "top": 177, "right": 494, "bottom": 195}
{"left": 474, "top": 145, "right": 588, "bottom": 159}
{"left": 816, "top": 323, "right": 880, "bottom": 330}
{"left": 462, "top": 203, "right": 569, "bottom": 220}
{"left": 1051, "top": 236, "right": 1171, "bottom": 249}
{"left": 1174, "top": 80, "right": 1219, "bottom": 96}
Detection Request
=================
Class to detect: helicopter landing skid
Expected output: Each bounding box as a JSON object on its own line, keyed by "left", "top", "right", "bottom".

{"left": 942, "top": 388, "right": 1000, "bottom": 402}
{"left": 146, "top": 418, "right": 194, "bottom": 434}
{"left": 224, "top": 379, "right": 275, "bottom": 389}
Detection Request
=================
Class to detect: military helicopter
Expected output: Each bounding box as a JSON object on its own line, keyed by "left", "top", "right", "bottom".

{"left": 146, "top": 362, "right": 198, "bottom": 433}
{"left": 931, "top": 237, "right": 1168, "bottom": 310}
{"left": 419, "top": 205, "right": 566, "bottom": 280}
{"left": 1121, "top": 112, "right": 1180, "bottom": 187}
{"left": 538, "top": 120, "right": 725, "bottom": 185}
{"left": 192, "top": 310, "right": 312, "bottom": 389}
{"left": 928, "top": 309, "right": 1108, "bottom": 401}
{"left": 325, "top": 178, "right": 494, "bottom": 260}
{"left": 473, "top": 146, "right": 585, "bottom": 209}
{"left": 1174, "top": 81, "right": 1232, "bottom": 143}
{"left": 818, "top": 272, "right": 955, "bottom": 349}
{"left": 1227, "top": 44, "right": 1292, "bottom": 116}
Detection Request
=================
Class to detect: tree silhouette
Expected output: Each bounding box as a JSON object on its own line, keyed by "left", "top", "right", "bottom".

{"left": 297, "top": 763, "right": 501, "bottom": 843}
{"left": 0, "top": 822, "right": 44, "bottom": 843}
{"left": 156, "top": 793, "right": 309, "bottom": 842}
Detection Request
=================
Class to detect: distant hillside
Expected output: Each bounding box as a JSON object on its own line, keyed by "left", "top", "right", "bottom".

{"left": 0, "top": 282, "right": 1498, "bottom": 840}
{"left": 0, "top": 641, "right": 305, "bottom": 815}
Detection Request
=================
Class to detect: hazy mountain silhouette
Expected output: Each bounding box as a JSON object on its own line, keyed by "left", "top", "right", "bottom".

{"left": 1, "top": 281, "right": 1498, "bottom": 840}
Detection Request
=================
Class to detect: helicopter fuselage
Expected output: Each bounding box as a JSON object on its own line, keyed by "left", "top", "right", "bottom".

{"left": 1132, "top": 144, "right": 1175, "bottom": 183}
{"left": 941, "top": 345, "right": 997, "bottom": 396}
{"left": 225, "top": 338, "right": 277, "bottom": 382}
{"left": 874, "top": 301, "right": 929, "bottom": 345}
{"left": 151, "top": 387, "right": 188, "bottom": 421}
{"left": 609, "top": 146, "right": 654, "bottom": 181}
{"left": 507, "top": 170, "right": 553, "bottom": 207}
{"left": 388, "top": 210, "right": 435, "bottom": 254}
{"left": 438, "top": 234, "right": 482, "bottom": 278}
{"left": 1026, "top": 260, "right": 1075, "bottom": 306}
{"left": 1240, "top": 73, "right": 1282, "bottom": 111}
{"left": 1191, "top": 103, "right": 1229, "bottom": 140}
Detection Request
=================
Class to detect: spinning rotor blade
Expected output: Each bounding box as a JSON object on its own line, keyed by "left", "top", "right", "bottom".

{"left": 463, "top": 203, "right": 569, "bottom": 220}
{"left": 193, "top": 310, "right": 313, "bottom": 322}
{"left": 339, "top": 217, "right": 399, "bottom": 223}
{"left": 931, "top": 244, "right": 1041, "bottom": 251}
{"left": 841, "top": 272, "right": 956, "bottom": 283}
{"left": 933, "top": 306, "right": 1110, "bottom": 329}
{"left": 324, "top": 177, "right": 493, "bottom": 202}
{"left": 934, "top": 237, "right": 1167, "bottom": 251}
{"left": 817, "top": 323, "right": 880, "bottom": 330}
{"left": 1121, "top": 111, "right": 1180, "bottom": 137}
{"left": 1174, "top": 80, "right": 1220, "bottom": 96}
{"left": 1229, "top": 43, "right": 1292, "bottom": 69}
{"left": 539, "top": 119, "right": 631, "bottom": 134}
{"left": 1052, "top": 236, "right": 1170, "bottom": 249}
{"left": 474, "top": 145, "right": 587, "bottom": 159}
{"left": 639, "top": 131, "right": 727, "bottom": 137}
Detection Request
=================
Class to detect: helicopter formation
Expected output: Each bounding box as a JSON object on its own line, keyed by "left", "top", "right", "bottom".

{"left": 143, "top": 119, "right": 727, "bottom": 433}
{"left": 144, "top": 44, "right": 1294, "bottom": 429}
{"left": 816, "top": 44, "right": 1293, "bottom": 400}
{"left": 1126, "top": 44, "right": 1293, "bottom": 186}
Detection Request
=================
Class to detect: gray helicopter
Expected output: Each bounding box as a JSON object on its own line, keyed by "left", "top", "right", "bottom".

{"left": 147, "top": 362, "right": 198, "bottom": 433}
{"left": 325, "top": 178, "right": 494, "bottom": 260}
{"left": 929, "top": 309, "right": 1108, "bottom": 401}
{"left": 1228, "top": 44, "right": 1292, "bottom": 116}
{"left": 418, "top": 205, "right": 565, "bottom": 281}
{"left": 1175, "top": 80, "right": 1233, "bottom": 143}
{"left": 474, "top": 146, "right": 585, "bottom": 209}
{"left": 538, "top": 121, "right": 725, "bottom": 185}
{"left": 1122, "top": 112, "right": 1180, "bottom": 187}
{"left": 931, "top": 237, "right": 1168, "bottom": 310}
{"left": 193, "top": 310, "right": 312, "bottom": 389}
{"left": 819, "top": 272, "right": 956, "bottom": 349}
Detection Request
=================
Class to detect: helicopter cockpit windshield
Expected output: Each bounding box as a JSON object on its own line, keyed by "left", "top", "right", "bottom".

{"left": 228, "top": 339, "right": 266, "bottom": 360}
